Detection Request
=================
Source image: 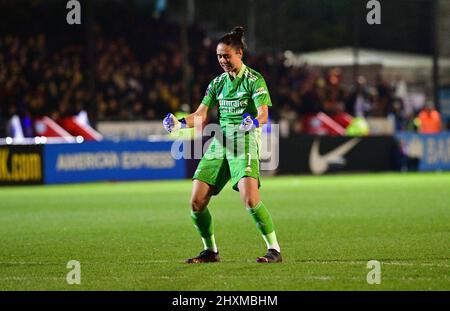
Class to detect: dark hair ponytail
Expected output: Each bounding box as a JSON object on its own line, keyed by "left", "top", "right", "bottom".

{"left": 218, "top": 26, "right": 246, "bottom": 51}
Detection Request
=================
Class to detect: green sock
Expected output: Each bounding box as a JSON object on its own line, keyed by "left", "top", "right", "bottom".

{"left": 191, "top": 208, "right": 217, "bottom": 252}
{"left": 247, "top": 201, "right": 280, "bottom": 252}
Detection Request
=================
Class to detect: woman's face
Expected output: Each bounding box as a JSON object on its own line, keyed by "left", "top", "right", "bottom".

{"left": 216, "top": 43, "right": 243, "bottom": 73}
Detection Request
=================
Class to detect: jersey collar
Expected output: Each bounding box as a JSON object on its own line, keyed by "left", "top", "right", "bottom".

{"left": 228, "top": 63, "right": 246, "bottom": 81}
{"left": 237, "top": 63, "right": 246, "bottom": 79}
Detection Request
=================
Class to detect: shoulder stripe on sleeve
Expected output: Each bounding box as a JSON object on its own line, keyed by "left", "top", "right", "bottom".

{"left": 248, "top": 71, "right": 258, "bottom": 80}
{"left": 246, "top": 68, "right": 258, "bottom": 79}
{"left": 214, "top": 72, "right": 227, "bottom": 84}
{"left": 244, "top": 69, "right": 258, "bottom": 82}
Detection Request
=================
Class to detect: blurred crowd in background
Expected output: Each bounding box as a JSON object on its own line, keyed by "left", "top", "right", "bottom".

{"left": 0, "top": 17, "right": 445, "bottom": 137}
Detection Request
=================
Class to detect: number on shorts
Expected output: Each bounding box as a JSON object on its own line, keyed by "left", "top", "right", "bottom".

{"left": 246, "top": 152, "right": 252, "bottom": 172}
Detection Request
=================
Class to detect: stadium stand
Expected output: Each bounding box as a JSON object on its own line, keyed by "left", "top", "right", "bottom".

{"left": 0, "top": 6, "right": 444, "bottom": 139}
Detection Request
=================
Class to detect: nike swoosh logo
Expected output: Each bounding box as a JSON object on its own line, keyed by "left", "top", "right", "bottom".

{"left": 309, "top": 138, "right": 360, "bottom": 175}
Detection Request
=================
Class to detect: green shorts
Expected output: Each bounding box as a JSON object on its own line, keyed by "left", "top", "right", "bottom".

{"left": 193, "top": 126, "right": 261, "bottom": 195}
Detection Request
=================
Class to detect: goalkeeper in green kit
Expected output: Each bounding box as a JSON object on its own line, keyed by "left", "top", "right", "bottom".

{"left": 163, "top": 26, "right": 282, "bottom": 263}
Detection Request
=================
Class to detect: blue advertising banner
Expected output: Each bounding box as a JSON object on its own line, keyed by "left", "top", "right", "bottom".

{"left": 44, "top": 140, "right": 185, "bottom": 184}
{"left": 396, "top": 132, "right": 450, "bottom": 171}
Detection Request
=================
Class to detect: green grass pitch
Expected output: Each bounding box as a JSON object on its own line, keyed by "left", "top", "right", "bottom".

{"left": 0, "top": 173, "right": 449, "bottom": 290}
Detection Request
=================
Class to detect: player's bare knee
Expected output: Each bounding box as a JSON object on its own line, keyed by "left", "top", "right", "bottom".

{"left": 243, "top": 196, "right": 259, "bottom": 209}
{"left": 190, "top": 196, "right": 208, "bottom": 212}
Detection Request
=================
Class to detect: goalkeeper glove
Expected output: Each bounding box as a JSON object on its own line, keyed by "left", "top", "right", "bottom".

{"left": 163, "top": 113, "right": 186, "bottom": 133}
{"left": 239, "top": 113, "right": 259, "bottom": 132}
